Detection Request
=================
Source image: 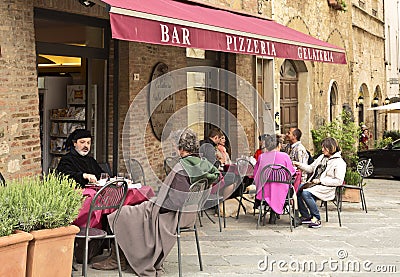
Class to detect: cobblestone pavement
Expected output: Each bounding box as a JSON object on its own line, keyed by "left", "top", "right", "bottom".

{"left": 73, "top": 177, "right": 400, "bottom": 276}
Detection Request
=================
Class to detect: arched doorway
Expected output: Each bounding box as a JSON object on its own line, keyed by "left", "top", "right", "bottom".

{"left": 358, "top": 84, "right": 369, "bottom": 124}
{"left": 280, "top": 60, "right": 298, "bottom": 133}
{"left": 329, "top": 82, "right": 338, "bottom": 122}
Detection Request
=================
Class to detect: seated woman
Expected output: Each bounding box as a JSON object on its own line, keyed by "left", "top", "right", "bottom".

{"left": 293, "top": 137, "right": 346, "bottom": 229}
{"left": 92, "top": 128, "right": 220, "bottom": 275}
{"left": 253, "top": 134, "right": 297, "bottom": 224}
{"left": 216, "top": 134, "right": 231, "bottom": 167}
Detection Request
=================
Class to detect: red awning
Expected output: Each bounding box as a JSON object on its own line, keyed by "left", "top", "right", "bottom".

{"left": 101, "top": 0, "right": 346, "bottom": 64}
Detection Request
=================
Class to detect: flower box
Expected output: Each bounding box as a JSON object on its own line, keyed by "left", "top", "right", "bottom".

{"left": 0, "top": 231, "right": 33, "bottom": 277}
{"left": 26, "top": 225, "right": 80, "bottom": 277}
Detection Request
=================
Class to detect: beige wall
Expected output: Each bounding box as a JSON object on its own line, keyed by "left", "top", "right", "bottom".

{"left": 0, "top": 0, "right": 389, "bottom": 180}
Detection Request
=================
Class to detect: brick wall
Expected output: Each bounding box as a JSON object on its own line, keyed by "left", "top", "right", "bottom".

{"left": 0, "top": 0, "right": 41, "bottom": 179}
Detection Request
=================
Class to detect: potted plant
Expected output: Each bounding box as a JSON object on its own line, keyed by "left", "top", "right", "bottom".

{"left": 0, "top": 189, "right": 33, "bottom": 277}
{"left": 342, "top": 169, "right": 362, "bottom": 202}
{"left": 328, "top": 0, "right": 347, "bottom": 11}
{"left": 6, "top": 172, "right": 83, "bottom": 277}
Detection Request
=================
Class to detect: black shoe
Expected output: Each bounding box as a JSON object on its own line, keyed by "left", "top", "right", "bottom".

{"left": 268, "top": 211, "right": 277, "bottom": 224}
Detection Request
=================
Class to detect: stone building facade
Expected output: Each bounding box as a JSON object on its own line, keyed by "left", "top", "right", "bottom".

{"left": 0, "top": 0, "right": 387, "bottom": 184}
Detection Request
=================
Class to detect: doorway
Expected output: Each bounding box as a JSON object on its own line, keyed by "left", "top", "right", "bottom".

{"left": 280, "top": 60, "right": 299, "bottom": 133}
{"left": 35, "top": 8, "right": 110, "bottom": 173}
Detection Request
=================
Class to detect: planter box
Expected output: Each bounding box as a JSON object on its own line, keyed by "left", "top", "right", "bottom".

{"left": 26, "top": 225, "right": 80, "bottom": 277}
{"left": 342, "top": 187, "right": 361, "bottom": 203}
{"left": 327, "top": 0, "right": 344, "bottom": 10}
{"left": 0, "top": 231, "right": 33, "bottom": 277}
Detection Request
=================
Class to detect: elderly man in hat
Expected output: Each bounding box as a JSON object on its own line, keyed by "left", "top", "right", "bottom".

{"left": 57, "top": 129, "right": 104, "bottom": 187}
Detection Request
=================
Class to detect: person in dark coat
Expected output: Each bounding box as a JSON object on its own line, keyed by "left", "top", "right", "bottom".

{"left": 199, "top": 128, "right": 223, "bottom": 169}
{"left": 56, "top": 129, "right": 103, "bottom": 187}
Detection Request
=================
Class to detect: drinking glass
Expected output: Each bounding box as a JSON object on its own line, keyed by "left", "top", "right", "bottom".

{"left": 125, "top": 173, "right": 132, "bottom": 181}
{"left": 100, "top": 173, "right": 109, "bottom": 181}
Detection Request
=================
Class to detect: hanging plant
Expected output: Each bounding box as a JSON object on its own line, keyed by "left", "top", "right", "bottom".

{"left": 328, "top": 0, "right": 347, "bottom": 11}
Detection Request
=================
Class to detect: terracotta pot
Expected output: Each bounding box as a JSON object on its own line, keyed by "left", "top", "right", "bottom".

{"left": 26, "top": 225, "right": 80, "bottom": 277}
{"left": 0, "top": 231, "right": 33, "bottom": 277}
{"left": 342, "top": 187, "right": 361, "bottom": 203}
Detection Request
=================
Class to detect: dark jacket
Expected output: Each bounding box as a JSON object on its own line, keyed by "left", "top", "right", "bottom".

{"left": 56, "top": 148, "right": 103, "bottom": 187}
{"left": 199, "top": 137, "right": 221, "bottom": 168}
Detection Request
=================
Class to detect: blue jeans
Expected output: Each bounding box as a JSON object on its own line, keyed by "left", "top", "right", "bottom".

{"left": 297, "top": 184, "right": 321, "bottom": 220}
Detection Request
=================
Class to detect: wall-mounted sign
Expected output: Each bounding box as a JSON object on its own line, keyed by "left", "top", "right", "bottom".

{"left": 148, "top": 62, "right": 175, "bottom": 141}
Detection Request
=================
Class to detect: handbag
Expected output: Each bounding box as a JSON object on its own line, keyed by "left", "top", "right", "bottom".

{"left": 298, "top": 182, "right": 317, "bottom": 193}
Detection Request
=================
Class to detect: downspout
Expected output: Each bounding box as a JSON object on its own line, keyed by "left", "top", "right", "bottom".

{"left": 112, "top": 40, "right": 119, "bottom": 175}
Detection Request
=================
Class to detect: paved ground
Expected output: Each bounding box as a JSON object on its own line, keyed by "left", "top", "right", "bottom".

{"left": 73, "top": 177, "right": 400, "bottom": 276}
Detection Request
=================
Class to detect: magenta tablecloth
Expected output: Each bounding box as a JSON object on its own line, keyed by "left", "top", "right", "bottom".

{"left": 73, "top": 185, "right": 155, "bottom": 229}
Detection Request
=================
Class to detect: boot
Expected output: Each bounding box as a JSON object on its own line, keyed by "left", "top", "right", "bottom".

{"left": 291, "top": 210, "right": 302, "bottom": 227}
{"left": 92, "top": 243, "right": 127, "bottom": 271}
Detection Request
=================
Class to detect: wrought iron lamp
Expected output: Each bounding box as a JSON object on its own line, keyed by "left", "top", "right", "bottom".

{"left": 356, "top": 95, "right": 364, "bottom": 107}
{"left": 372, "top": 96, "right": 379, "bottom": 107}
{"left": 384, "top": 97, "right": 390, "bottom": 105}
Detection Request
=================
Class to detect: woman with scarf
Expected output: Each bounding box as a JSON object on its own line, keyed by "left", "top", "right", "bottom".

{"left": 293, "top": 137, "right": 346, "bottom": 228}
{"left": 92, "top": 129, "right": 219, "bottom": 276}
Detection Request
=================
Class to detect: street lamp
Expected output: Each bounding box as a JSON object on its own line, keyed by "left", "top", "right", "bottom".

{"left": 384, "top": 97, "right": 390, "bottom": 105}
{"left": 372, "top": 96, "right": 379, "bottom": 107}
{"left": 356, "top": 95, "right": 364, "bottom": 106}
{"left": 372, "top": 96, "right": 379, "bottom": 141}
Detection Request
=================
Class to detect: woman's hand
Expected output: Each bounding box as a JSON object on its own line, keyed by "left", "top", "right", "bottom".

{"left": 292, "top": 161, "right": 300, "bottom": 167}
{"left": 312, "top": 179, "right": 320, "bottom": 184}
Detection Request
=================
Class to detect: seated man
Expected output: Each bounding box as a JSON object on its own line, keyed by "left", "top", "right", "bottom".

{"left": 56, "top": 129, "right": 104, "bottom": 188}
{"left": 92, "top": 129, "right": 220, "bottom": 275}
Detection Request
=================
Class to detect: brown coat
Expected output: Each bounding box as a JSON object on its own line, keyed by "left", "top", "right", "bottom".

{"left": 108, "top": 162, "right": 196, "bottom": 276}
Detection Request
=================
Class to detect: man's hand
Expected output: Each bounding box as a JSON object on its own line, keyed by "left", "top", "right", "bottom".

{"left": 83, "top": 173, "right": 97, "bottom": 183}
{"left": 312, "top": 179, "right": 320, "bottom": 184}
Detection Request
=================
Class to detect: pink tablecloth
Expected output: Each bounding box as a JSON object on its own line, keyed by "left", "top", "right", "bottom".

{"left": 73, "top": 185, "right": 155, "bottom": 229}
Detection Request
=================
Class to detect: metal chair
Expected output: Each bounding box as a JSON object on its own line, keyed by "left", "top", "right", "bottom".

{"left": 235, "top": 158, "right": 255, "bottom": 219}
{"left": 75, "top": 179, "right": 128, "bottom": 277}
{"left": 319, "top": 186, "right": 342, "bottom": 227}
{"left": 177, "top": 178, "right": 210, "bottom": 277}
{"left": 256, "top": 164, "right": 295, "bottom": 231}
{"left": 163, "top": 156, "right": 180, "bottom": 176}
{"left": 127, "top": 158, "right": 146, "bottom": 186}
{"left": 201, "top": 175, "right": 226, "bottom": 232}
{"left": 338, "top": 158, "right": 371, "bottom": 213}
{"left": 0, "top": 172, "right": 5, "bottom": 186}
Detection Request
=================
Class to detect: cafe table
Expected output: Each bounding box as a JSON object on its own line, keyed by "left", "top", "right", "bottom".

{"left": 73, "top": 184, "right": 155, "bottom": 229}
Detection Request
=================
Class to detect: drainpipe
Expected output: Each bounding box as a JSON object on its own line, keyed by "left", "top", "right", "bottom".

{"left": 112, "top": 40, "right": 119, "bottom": 175}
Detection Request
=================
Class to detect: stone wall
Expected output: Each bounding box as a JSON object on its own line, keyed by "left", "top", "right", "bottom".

{"left": 0, "top": 0, "right": 39, "bottom": 179}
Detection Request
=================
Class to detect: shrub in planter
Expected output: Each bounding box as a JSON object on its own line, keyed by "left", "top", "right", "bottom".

{"left": 5, "top": 172, "right": 84, "bottom": 277}
{"left": 6, "top": 173, "right": 83, "bottom": 232}
{"left": 0, "top": 184, "right": 33, "bottom": 277}
{"left": 312, "top": 111, "right": 359, "bottom": 168}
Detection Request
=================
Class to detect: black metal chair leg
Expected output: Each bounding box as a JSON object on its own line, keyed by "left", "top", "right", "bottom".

{"left": 177, "top": 226, "right": 182, "bottom": 277}
{"left": 197, "top": 212, "right": 203, "bottom": 227}
{"left": 193, "top": 225, "right": 203, "bottom": 271}
{"left": 236, "top": 193, "right": 244, "bottom": 219}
